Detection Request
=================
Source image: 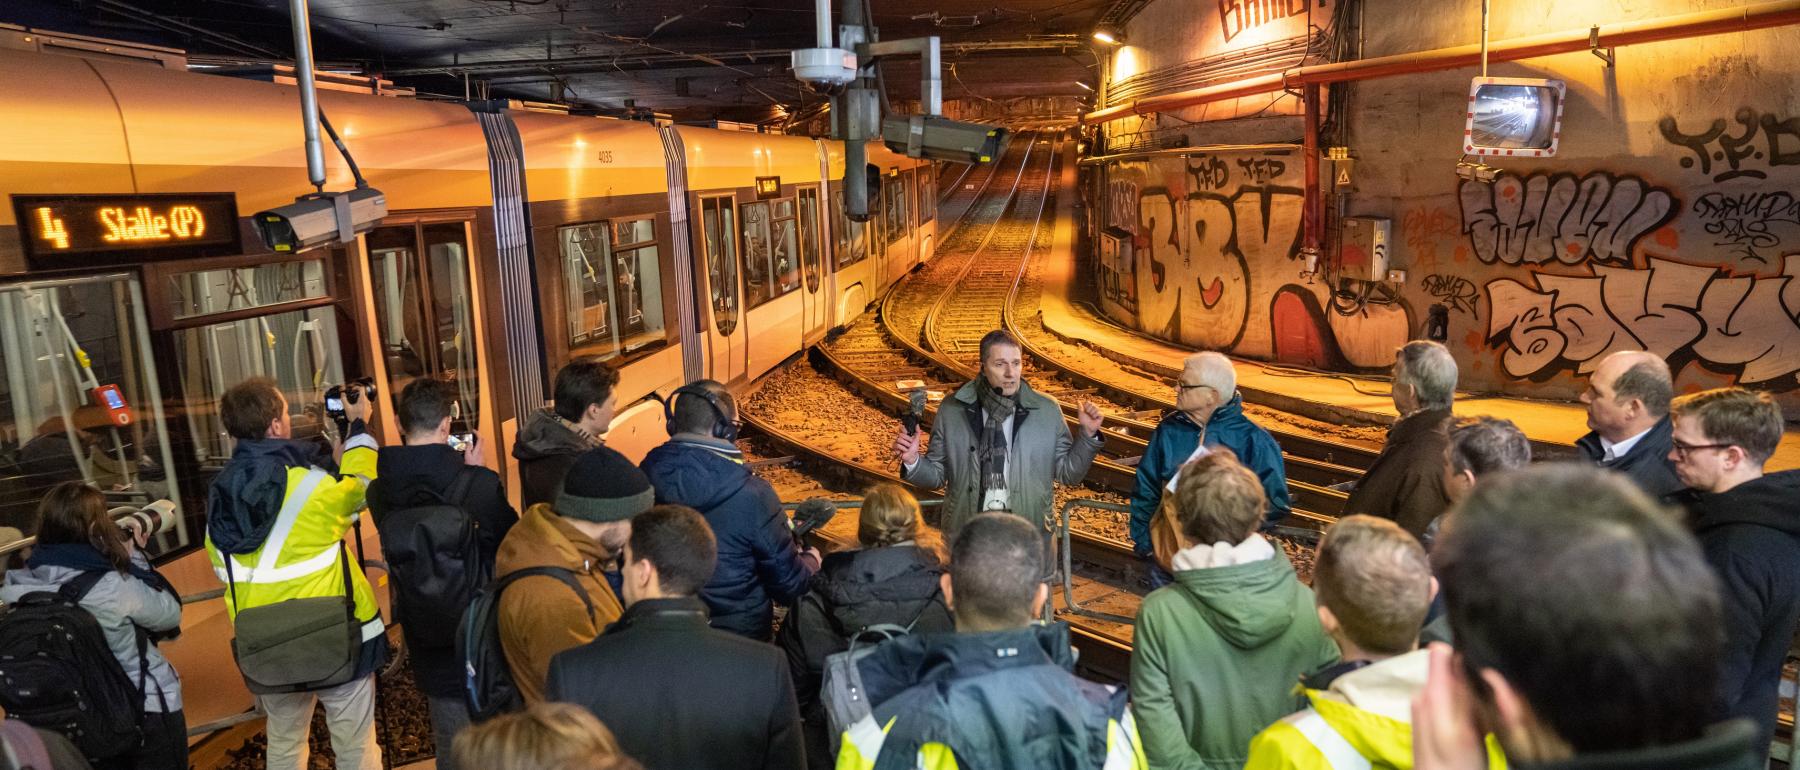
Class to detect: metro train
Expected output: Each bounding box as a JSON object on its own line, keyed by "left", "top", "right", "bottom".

{"left": 0, "top": 39, "right": 939, "bottom": 560}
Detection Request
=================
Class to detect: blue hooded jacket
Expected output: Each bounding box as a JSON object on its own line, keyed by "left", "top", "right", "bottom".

{"left": 640, "top": 436, "right": 816, "bottom": 640}
{"left": 1128, "top": 393, "right": 1291, "bottom": 557}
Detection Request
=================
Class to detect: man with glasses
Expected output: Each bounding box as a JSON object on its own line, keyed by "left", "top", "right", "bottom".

{"left": 1668, "top": 387, "right": 1800, "bottom": 752}
{"left": 1576, "top": 350, "right": 1683, "bottom": 499}
{"left": 1129, "top": 352, "right": 1289, "bottom": 586}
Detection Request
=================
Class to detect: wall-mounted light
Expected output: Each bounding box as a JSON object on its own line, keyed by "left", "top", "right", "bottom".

{"left": 1075, "top": 81, "right": 1094, "bottom": 91}
{"left": 1455, "top": 158, "right": 1501, "bottom": 183}
{"left": 1092, "top": 25, "right": 1122, "bottom": 45}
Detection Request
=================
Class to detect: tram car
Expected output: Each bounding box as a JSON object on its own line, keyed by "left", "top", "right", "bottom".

{"left": 0, "top": 37, "right": 936, "bottom": 726}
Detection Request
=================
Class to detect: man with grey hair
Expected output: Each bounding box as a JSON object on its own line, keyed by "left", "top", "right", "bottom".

{"left": 1344, "top": 340, "right": 1457, "bottom": 538}
{"left": 1129, "top": 351, "right": 1290, "bottom": 586}
{"left": 1577, "top": 350, "right": 1682, "bottom": 499}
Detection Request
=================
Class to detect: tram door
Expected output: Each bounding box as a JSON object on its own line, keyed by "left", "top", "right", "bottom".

{"left": 698, "top": 195, "right": 748, "bottom": 385}
{"left": 796, "top": 185, "right": 829, "bottom": 344}
{"left": 365, "top": 221, "right": 486, "bottom": 441}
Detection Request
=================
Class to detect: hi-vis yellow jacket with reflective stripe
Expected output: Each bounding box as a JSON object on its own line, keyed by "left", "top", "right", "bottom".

{"left": 1243, "top": 651, "right": 1507, "bottom": 770}
{"left": 205, "top": 436, "right": 384, "bottom": 643}
{"left": 836, "top": 710, "right": 1149, "bottom": 770}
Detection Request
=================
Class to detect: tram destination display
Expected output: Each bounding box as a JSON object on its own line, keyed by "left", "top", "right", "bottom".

{"left": 12, "top": 192, "right": 239, "bottom": 268}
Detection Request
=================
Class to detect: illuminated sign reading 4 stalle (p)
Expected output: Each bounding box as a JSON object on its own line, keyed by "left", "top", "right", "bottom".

{"left": 12, "top": 193, "right": 239, "bottom": 267}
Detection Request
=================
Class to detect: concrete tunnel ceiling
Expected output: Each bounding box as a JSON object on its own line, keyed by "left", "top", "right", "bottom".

{"left": 9, "top": 0, "right": 1111, "bottom": 123}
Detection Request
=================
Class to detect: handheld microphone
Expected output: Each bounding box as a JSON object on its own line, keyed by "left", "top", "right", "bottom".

{"left": 792, "top": 497, "right": 839, "bottom": 541}
{"left": 904, "top": 386, "right": 927, "bottom": 437}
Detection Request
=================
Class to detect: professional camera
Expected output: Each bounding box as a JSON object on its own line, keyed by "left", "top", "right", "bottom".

{"left": 112, "top": 499, "right": 178, "bottom": 542}
{"left": 323, "top": 377, "right": 378, "bottom": 423}
{"left": 881, "top": 115, "right": 1010, "bottom": 164}
{"left": 253, "top": 187, "right": 387, "bottom": 254}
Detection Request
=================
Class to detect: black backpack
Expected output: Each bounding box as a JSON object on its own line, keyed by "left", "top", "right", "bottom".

{"left": 0, "top": 572, "right": 146, "bottom": 762}
{"left": 375, "top": 467, "right": 486, "bottom": 647}
{"left": 457, "top": 566, "right": 593, "bottom": 722}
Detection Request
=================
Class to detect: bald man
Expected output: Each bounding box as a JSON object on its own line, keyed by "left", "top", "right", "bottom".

{"left": 1576, "top": 350, "right": 1683, "bottom": 499}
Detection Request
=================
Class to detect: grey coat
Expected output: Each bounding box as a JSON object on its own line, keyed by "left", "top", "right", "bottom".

{"left": 902, "top": 379, "right": 1103, "bottom": 536}
{"left": 1, "top": 554, "right": 183, "bottom": 713}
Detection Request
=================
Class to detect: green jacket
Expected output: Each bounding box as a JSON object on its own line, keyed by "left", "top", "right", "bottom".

{"left": 902, "top": 379, "right": 1103, "bottom": 536}
{"left": 1130, "top": 548, "right": 1339, "bottom": 770}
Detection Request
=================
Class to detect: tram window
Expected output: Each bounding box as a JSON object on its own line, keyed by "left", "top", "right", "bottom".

{"left": 770, "top": 200, "right": 801, "bottom": 299}
{"left": 368, "top": 223, "right": 482, "bottom": 427}
{"left": 833, "top": 191, "right": 867, "bottom": 269}
{"left": 868, "top": 188, "right": 886, "bottom": 258}
{"left": 0, "top": 276, "right": 185, "bottom": 557}
{"left": 886, "top": 174, "right": 908, "bottom": 236}
{"left": 919, "top": 171, "right": 935, "bottom": 224}
{"left": 559, "top": 218, "right": 666, "bottom": 360}
{"left": 741, "top": 202, "right": 773, "bottom": 307}
{"left": 168, "top": 260, "right": 327, "bottom": 320}
{"left": 173, "top": 304, "right": 343, "bottom": 466}
{"left": 798, "top": 188, "right": 822, "bottom": 293}
{"left": 701, "top": 197, "right": 740, "bottom": 335}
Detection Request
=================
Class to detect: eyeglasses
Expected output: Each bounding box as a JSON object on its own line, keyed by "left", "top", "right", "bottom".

{"left": 1670, "top": 440, "right": 1735, "bottom": 460}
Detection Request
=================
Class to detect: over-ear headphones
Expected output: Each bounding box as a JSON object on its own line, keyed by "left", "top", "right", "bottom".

{"left": 663, "top": 382, "right": 740, "bottom": 442}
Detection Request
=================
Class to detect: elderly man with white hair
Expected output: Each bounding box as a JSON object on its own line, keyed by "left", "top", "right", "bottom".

{"left": 1128, "top": 351, "right": 1291, "bottom": 586}
{"left": 1343, "top": 340, "right": 1457, "bottom": 538}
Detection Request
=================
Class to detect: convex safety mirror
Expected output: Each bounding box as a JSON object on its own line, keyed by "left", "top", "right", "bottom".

{"left": 1463, "top": 77, "right": 1566, "bottom": 158}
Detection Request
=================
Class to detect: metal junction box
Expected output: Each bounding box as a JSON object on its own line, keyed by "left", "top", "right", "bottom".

{"left": 1339, "top": 216, "right": 1391, "bottom": 283}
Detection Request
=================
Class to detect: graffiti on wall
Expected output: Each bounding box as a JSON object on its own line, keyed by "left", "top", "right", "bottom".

{"left": 1691, "top": 191, "right": 1800, "bottom": 265}
{"left": 1422, "top": 274, "right": 1479, "bottom": 316}
{"left": 1659, "top": 108, "right": 1800, "bottom": 184}
{"left": 1458, "top": 171, "right": 1677, "bottom": 267}
{"left": 1097, "top": 149, "right": 1409, "bottom": 368}
{"left": 1486, "top": 254, "right": 1800, "bottom": 385}
{"left": 1106, "top": 180, "right": 1141, "bottom": 234}
{"left": 1218, "top": 0, "right": 1309, "bottom": 43}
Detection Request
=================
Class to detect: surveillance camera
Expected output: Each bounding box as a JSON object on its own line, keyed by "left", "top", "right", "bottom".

{"left": 253, "top": 187, "right": 387, "bottom": 253}
{"left": 881, "top": 115, "right": 1010, "bottom": 164}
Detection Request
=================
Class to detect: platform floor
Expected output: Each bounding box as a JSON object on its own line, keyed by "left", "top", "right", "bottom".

{"left": 1036, "top": 193, "right": 1800, "bottom": 472}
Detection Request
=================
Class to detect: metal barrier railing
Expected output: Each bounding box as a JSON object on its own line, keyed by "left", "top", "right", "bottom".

{"left": 1057, "top": 498, "right": 1137, "bottom": 625}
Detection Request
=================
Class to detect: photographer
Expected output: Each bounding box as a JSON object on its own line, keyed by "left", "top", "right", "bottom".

{"left": 1, "top": 482, "right": 184, "bottom": 769}
{"left": 367, "top": 379, "right": 517, "bottom": 768}
{"left": 204, "top": 377, "right": 386, "bottom": 770}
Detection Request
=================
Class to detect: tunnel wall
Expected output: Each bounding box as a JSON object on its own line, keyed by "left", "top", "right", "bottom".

{"left": 1092, "top": 0, "right": 1800, "bottom": 407}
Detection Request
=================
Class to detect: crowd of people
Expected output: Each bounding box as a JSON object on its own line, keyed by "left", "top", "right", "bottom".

{"left": 0, "top": 328, "right": 1794, "bottom": 770}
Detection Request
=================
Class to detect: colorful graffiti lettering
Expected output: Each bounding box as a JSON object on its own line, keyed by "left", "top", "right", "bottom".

{"left": 1135, "top": 183, "right": 1303, "bottom": 349}
{"left": 1485, "top": 255, "right": 1800, "bottom": 384}
{"left": 1422, "top": 273, "right": 1479, "bottom": 316}
{"left": 1658, "top": 108, "right": 1800, "bottom": 184}
{"left": 1218, "top": 0, "right": 1308, "bottom": 43}
{"left": 1458, "top": 171, "right": 1676, "bottom": 266}
{"left": 1691, "top": 191, "right": 1800, "bottom": 265}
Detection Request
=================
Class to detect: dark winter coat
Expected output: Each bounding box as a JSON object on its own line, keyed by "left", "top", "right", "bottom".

{"left": 511, "top": 408, "right": 602, "bottom": 510}
{"left": 1675, "top": 470, "right": 1800, "bottom": 748}
{"left": 1516, "top": 718, "right": 1763, "bottom": 770}
{"left": 845, "top": 623, "right": 1137, "bottom": 770}
{"left": 774, "top": 544, "right": 953, "bottom": 769}
{"left": 1344, "top": 407, "right": 1455, "bottom": 538}
{"left": 366, "top": 443, "right": 519, "bottom": 697}
{"left": 902, "top": 379, "right": 1104, "bottom": 536}
{"left": 640, "top": 435, "right": 816, "bottom": 640}
{"left": 1129, "top": 396, "right": 1291, "bottom": 557}
{"left": 1576, "top": 416, "right": 1685, "bottom": 500}
{"left": 546, "top": 597, "right": 805, "bottom": 770}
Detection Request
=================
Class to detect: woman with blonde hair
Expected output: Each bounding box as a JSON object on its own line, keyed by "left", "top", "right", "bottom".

{"left": 775, "top": 483, "right": 954, "bottom": 769}
{"left": 452, "top": 702, "right": 634, "bottom": 770}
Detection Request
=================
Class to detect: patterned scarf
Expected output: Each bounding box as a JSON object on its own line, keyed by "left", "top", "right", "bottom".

{"left": 975, "top": 379, "right": 1018, "bottom": 508}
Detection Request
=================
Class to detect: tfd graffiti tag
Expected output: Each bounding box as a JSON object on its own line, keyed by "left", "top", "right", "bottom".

{"left": 1486, "top": 255, "right": 1800, "bottom": 385}
{"left": 1458, "top": 171, "right": 1675, "bottom": 267}
{"left": 1658, "top": 107, "right": 1800, "bottom": 183}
